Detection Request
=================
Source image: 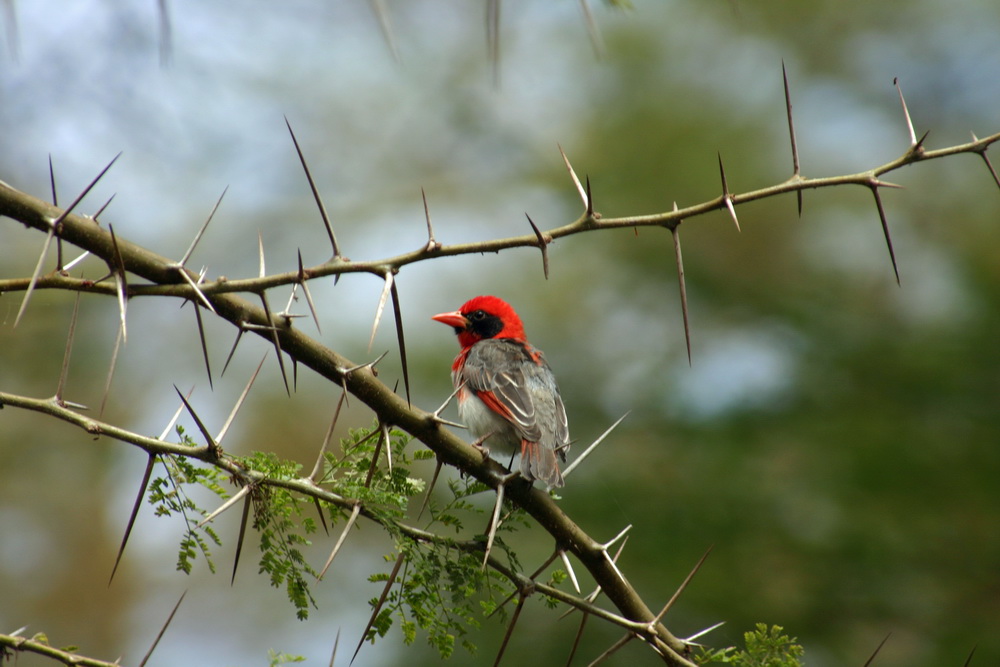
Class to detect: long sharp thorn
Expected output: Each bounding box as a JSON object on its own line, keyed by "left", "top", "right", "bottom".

{"left": 417, "top": 459, "right": 443, "bottom": 520}
{"left": 487, "top": 0, "right": 501, "bottom": 88}
{"left": 231, "top": 487, "right": 251, "bottom": 585}
{"left": 526, "top": 213, "right": 550, "bottom": 279}
{"left": 597, "top": 525, "right": 632, "bottom": 587}
{"left": 111, "top": 280, "right": 128, "bottom": 331}
{"left": 782, "top": 60, "right": 801, "bottom": 177}
{"left": 314, "top": 497, "right": 330, "bottom": 536}
{"left": 587, "top": 633, "right": 632, "bottom": 667}
{"left": 585, "top": 175, "right": 595, "bottom": 219}
{"left": 565, "top": 608, "right": 590, "bottom": 667}
{"left": 718, "top": 153, "right": 741, "bottom": 232}
{"left": 318, "top": 503, "right": 362, "bottom": 580}
{"left": 351, "top": 552, "right": 405, "bottom": 665}
{"left": 221, "top": 327, "right": 245, "bottom": 377}
{"left": 975, "top": 142, "right": 1000, "bottom": 190}
{"left": 52, "top": 152, "right": 122, "bottom": 233}
{"left": 298, "top": 250, "right": 322, "bottom": 333}
{"left": 682, "top": 621, "right": 726, "bottom": 645}
{"left": 48, "top": 153, "right": 58, "bottom": 204}
{"left": 492, "top": 593, "right": 526, "bottom": 667}
{"left": 157, "top": 0, "right": 172, "bottom": 66}
{"left": 257, "top": 231, "right": 266, "bottom": 277}
{"left": 109, "top": 224, "right": 128, "bottom": 342}
{"left": 216, "top": 353, "right": 267, "bottom": 444}
{"left": 721, "top": 196, "right": 743, "bottom": 231}
{"left": 260, "top": 293, "right": 291, "bottom": 395}
{"left": 173, "top": 385, "right": 219, "bottom": 454}
{"left": 159, "top": 388, "right": 193, "bottom": 440}
{"left": 558, "top": 537, "right": 628, "bottom": 621}
{"left": 192, "top": 301, "right": 214, "bottom": 390}
{"left": 429, "top": 380, "right": 466, "bottom": 428}
{"left": 420, "top": 187, "right": 441, "bottom": 252}
{"left": 388, "top": 279, "right": 411, "bottom": 405}
{"left": 560, "top": 550, "right": 581, "bottom": 593}
{"left": 871, "top": 178, "right": 905, "bottom": 190}
{"left": 962, "top": 646, "right": 977, "bottom": 667}
{"left": 13, "top": 228, "right": 54, "bottom": 328}
{"left": 603, "top": 548, "right": 627, "bottom": 586}
{"left": 99, "top": 323, "right": 125, "bottom": 419}
{"left": 284, "top": 116, "right": 341, "bottom": 258}
{"left": 138, "top": 590, "right": 186, "bottom": 667}
{"left": 63, "top": 250, "right": 90, "bottom": 271}
{"left": 380, "top": 420, "right": 393, "bottom": 473}
{"left": 562, "top": 411, "right": 630, "bottom": 478}
{"left": 558, "top": 143, "right": 588, "bottom": 211}
{"left": 55, "top": 291, "right": 82, "bottom": 402}
{"left": 579, "top": 0, "right": 605, "bottom": 58}
{"left": 915, "top": 128, "right": 930, "bottom": 152}
{"left": 196, "top": 484, "right": 250, "bottom": 529}
{"left": 343, "top": 349, "right": 390, "bottom": 376}
{"left": 368, "top": 271, "right": 394, "bottom": 352}
{"left": 482, "top": 475, "right": 511, "bottom": 569}
{"left": 177, "top": 268, "right": 216, "bottom": 313}
{"left": 364, "top": 427, "right": 386, "bottom": 489}
{"left": 94, "top": 192, "right": 116, "bottom": 220}
{"left": 179, "top": 186, "right": 227, "bottom": 267}
{"left": 109, "top": 454, "right": 156, "bottom": 585}
{"left": 368, "top": 0, "right": 400, "bottom": 63}
{"left": 870, "top": 186, "right": 900, "bottom": 285}
{"left": 310, "top": 389, "right": 347, "bottom": 482}
{"left": 667, "top": 212, "right": 692, "bottom": 365}
{"left": 862, "top": 632, "right": 892, "bottom": 667}
{"left": 782, "top": 61, "right": 804, "bottom": 216}
{"left": 655, "top": 545, "right": 714, "bottom": 623}
{"left": 300, "top": 274, "right": 321, "bottom": 333}
{"left": 894, "top": 77, "right": 917, "bottom": 147}
{"left": 329, "top": 629, "right": 341, "bottom": 667}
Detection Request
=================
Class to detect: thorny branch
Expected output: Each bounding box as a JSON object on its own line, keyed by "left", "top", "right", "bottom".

{"left": 2, "top": 132, "right": 996, "bottom": 303}
{"left": 0, "top": 388, "right": 691, "bottom": 663}
{"left": 1, "top": 117, "right": 998, "bottom": 665}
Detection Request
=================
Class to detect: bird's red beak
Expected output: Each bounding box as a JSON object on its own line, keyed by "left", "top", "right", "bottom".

{"left": 431, "top": 309, "right": 469, "bottom": 330}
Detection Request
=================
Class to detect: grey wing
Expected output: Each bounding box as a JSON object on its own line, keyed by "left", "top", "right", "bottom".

{"left": 462, "top": 341, "right": 543, "bottom": 442}
{"left": 463, "top": 340, "right": 569, "bottom": 454}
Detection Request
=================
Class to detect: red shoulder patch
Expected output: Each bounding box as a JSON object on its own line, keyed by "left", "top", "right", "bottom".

{"left": 475, "top": 389, "right": 514, "bottom": 420}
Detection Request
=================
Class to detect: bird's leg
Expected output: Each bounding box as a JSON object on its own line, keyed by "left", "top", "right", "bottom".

{"left": 470, "top": 429, "right": 497, "bottom": 460}
{"left": 455, "top": 430, "right": 498, "bottom": 483}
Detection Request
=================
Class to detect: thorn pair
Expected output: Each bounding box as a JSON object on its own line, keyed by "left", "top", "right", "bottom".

{"left": 14, "top": 152, "right": 121, "bottom": 328}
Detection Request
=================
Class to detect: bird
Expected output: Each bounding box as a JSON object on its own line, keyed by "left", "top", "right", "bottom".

{"left": 432, "top": 295, "right": 570, "bottom": 488}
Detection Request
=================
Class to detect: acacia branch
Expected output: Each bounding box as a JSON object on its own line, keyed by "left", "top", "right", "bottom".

{"left": 0, "top": 387, "right": 688, "bottom": 661}
{"left": 1, "top": 128, "right": 997, "bottom": 665}
{"left": 0, "top": 632, "right": 124, "bottom": 667}
{"left": 3, "top": 130, "right": 997, "bottom": 302}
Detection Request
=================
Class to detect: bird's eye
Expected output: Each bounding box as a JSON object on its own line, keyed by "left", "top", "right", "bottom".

{"left": 470, "top": 310, "right": 486, "bottom": 320}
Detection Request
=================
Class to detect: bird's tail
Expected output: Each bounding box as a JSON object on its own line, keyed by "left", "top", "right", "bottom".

{"left": 521, "top": 440, "right": 564, "bottom": 489}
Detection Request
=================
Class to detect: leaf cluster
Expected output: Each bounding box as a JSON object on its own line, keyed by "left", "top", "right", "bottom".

{"left": 697, "top": 624, "right": 805, "bottom": 667}
{"left": 144, "top": 419, "right": 547, "bottom": 655}
{"left": 147, "top": 426, "right": 227, "bottom": 575}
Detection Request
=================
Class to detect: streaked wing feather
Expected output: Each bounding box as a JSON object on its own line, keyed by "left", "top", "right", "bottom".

{"left": 463, "top": 342, "right": 542, "bottom": 441}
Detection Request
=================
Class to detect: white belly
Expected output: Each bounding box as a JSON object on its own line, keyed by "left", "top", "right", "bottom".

{"left": 458, "top": 387, "right": 520, "bottom": 455}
